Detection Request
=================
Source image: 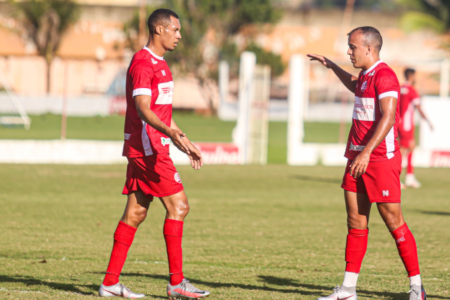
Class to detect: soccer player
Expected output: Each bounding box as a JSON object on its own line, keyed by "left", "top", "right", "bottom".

{"left": 308, "top": 27, "right": 426, "bottom": 300}
{"left": 399, "top": 68, "right": 433, "bottom": 188}
{"left": 98, "top": 9, "right": 210, "bottom": 299}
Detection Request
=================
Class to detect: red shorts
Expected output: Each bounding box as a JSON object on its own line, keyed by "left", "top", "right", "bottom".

{"left": 398, "top": 127, "right": 414, "bottom": 148}
{"left": 122, "top": 154, "right": 184, "bottom": 200}
{"left": 341, "top": 153, "right": 401, "bottom": 203}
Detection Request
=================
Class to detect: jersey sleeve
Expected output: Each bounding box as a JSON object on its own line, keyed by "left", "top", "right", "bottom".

{"left": 375, "top": 69, "right": 399, "bottom": 100}
{"left": 130, "top": 62, "right": 154, "bottom": 97}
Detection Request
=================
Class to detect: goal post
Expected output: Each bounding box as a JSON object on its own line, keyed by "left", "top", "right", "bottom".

{"left": 232, "top": 51, "right": 270, "bottom": 165}
{"left": 287, "top": 55, "right": 320, "bottom": 165}
{"left": 0, "top": 69, "right": 31, "bottom": 130}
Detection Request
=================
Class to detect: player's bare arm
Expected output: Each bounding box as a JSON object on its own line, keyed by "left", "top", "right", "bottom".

{"left": 416, "top": 103, "right": 434, "bottom": 130}
{"left": 171, "top": 118, "right": 203, "bottom": 170}
{"left": 134, "top": 94, "right": 190, "bottom": 154}
{"left": 350, "top": 96, "right": 397, "bottom": 178}
{"left": 307, "top": 54, "right": 358, "bottom": 93}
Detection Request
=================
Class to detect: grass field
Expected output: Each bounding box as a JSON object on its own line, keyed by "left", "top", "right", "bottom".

{"left": 0, "top": 164, "right": 449, "bottom": 299}
{"left": 0, "top": 112, "right": 354, "bottom": 164}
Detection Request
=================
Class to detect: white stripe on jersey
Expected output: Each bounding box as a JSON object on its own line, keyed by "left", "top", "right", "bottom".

{"left": 403, "top": 102, "right": 414, "bottom": 131}
{"left": 386, "top": 126, "right": 395, "bottom": 159}
{"left": 133, "top": 88, "right": 152, "bottom": 97}
{"left": 141, "top": 120, "right": 153, "bottom": 156}
{"left": 379, "top": 91, "right": 398, "bottom": 99}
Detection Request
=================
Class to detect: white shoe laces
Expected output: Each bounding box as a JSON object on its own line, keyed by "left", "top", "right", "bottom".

{"left": 180, "top": 279, "right": 201, "bottom": 293}
{"left": 408, "top": 288, "right": 420, "bottom": 299}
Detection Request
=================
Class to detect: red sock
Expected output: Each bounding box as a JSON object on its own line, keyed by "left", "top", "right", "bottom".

{"left": 103, "top": 221, "right": 137, "bottom": 286}
{"left": 407, "top": 152, "right": 414, "bottom": 174}
{"left": 391, "top": 223, "right": 420, "bottom": 277}
{"left": 345, "top": 228, "right": 369, "bottom": 273}
{"left": 164, "top": 219, "right": 184, "bottom": 285}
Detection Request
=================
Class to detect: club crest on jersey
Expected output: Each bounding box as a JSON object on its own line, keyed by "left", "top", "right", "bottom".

{"left": 161, "top": 137, "right": 171, "bottom": 146}
{"left": 361, "top": 81, "right": 368, "bottom": 92}
{"left": 174, "top": 172, "right": 182, "bottom": 183}
{"left": 151, "top": 58, "right": 158, "bottom": 64}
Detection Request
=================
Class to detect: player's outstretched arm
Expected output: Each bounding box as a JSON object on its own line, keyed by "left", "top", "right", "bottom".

{"left": 134, "top": 95, "right": 190, "bottom": 154}
{"left": 350, "top": 96, "right": 397, "bottom": 178}
{"left": 307, "top": 54, "right": 358, "bottom": 93}
{"left": 416, "top": 103, "right": 434, "bottom": 130}
{"left": 171, "top": 118, "right": 203, "bottom": 170}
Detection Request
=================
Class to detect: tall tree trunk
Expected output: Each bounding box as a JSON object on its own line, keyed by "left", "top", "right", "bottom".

{"left": 46, "top": 57, "right": 52, "bottom": 94}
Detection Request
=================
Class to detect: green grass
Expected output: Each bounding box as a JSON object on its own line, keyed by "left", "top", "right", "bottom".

{"left": 0, "top": 164, "right": 449, "bottom": 299}
{"left": 0, "top": 113, "right": 352, "bottom": 164}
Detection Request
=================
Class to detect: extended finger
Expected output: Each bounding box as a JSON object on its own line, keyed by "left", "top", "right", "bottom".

{"left": 350, "top": 163, "right": 356, "bottom": 177}
{"left": 357, "top": 164, "right": 365, "bottom": 177}
{"left": 361, "top": 164, "right": 368, "bottom": 175}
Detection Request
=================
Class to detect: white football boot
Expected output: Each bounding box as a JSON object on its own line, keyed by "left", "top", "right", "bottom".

{"left": 317, "top": 285, "right": 357, "bottom": 300}
{"left": 408, "top": 284, "right": 427, "bottom": 300}
{"left": 167, "top": 278, "right": 210, "bottom": 299}
{"left": 99, "top": 282, "right": 145, "bottom": 298}
{"left": 405, "top": 174, "right": 421, "bottom": 188}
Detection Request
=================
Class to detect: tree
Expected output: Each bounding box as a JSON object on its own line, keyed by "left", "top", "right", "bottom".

{"left": 10, "top": 0, "right": 80, "bottom": 94}
{"left": 398, "top": 0, "right": 450, "bottom": 33}
{"left": 123, "top": 0, "right": 284, "bottom": 114}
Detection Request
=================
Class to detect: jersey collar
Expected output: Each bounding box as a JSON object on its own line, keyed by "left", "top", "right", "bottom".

{"left": 143, "top": 46, "right": 164, "bottom": 61}
{"left": 363, "top": 60, "right": 383, "bottom": 75}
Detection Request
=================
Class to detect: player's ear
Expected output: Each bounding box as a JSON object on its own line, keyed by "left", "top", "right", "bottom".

{"left": 156, "top": 25, "right": 163, "bottom": 35}
{"left": 366, "top": 45, "right": 371, "bottom": 55}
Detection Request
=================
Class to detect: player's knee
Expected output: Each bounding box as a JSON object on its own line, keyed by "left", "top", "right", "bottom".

{"left": 130, "top": 206, "right": 148, "bottom": 225}
{"left": 347, "top": 214, "right": 367, "bottom": 229}
{"left": 174, "top": 199, "right": 190, "bottom": 218}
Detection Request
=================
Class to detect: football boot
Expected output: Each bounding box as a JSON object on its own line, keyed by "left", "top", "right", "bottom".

{"left": 167, "top": 278, "right": 210, "bottom": 299}
{"left": 99, "top": 282, "right": 145, "bottom": 298}
{"left": 408, "top": 284, "right": 426, "bottom": 300}
{"left": 317, "top": 285, "right": 357, "bottom": 300}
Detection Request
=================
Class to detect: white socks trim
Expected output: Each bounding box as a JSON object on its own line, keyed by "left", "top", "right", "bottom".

{"left": 342, "top": 271, "right": 359, "bottom": 287}
{"left": 410, "top": 274, "right": 421, "bottom": 286}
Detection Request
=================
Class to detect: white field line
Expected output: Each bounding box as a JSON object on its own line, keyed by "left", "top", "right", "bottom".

{"left": 0, "top": 287, "right": 88, "bottom": 296}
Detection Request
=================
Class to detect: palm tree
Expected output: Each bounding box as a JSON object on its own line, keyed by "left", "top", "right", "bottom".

{"left": 10, "top": 0, "right": 80, "bottom": 94}
{"left": 399, "top": 0, "right": 450, "bottom": 33}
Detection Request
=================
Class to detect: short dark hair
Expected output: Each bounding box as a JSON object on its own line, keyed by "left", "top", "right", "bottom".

{"left": 404, "top": 68, "right": 416, "bottom": 80}
{"left": 147, "top": 9, "right": 179, "bottom": 36}
{"left": 347, "top": 26, "right": 383, "bottom": 52}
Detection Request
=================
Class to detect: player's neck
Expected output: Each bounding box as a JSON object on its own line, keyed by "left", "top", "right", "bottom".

{"left": 145, "top": 40, "right": 166, "bottom": 58}
{"left": 361, "top": 57, "right": 381, "bottom": 72}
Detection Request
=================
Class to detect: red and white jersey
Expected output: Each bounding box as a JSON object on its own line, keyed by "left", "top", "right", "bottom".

{"left": 122, "top": 47, "right": 174, "bottom": 157}
{"left": 344, "top": 60, "right": 400, "bottom": 161}
{"left": 399, "top": 84, "right": 420, "bottom": 132}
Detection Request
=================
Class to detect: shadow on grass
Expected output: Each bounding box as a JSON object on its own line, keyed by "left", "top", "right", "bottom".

{"left": 121, "top": 273, "right": 318, "bottom": 296}
{"left": 418, "top": 210, "right": 450, "bottom": 216}
{"left": 259, "top": 275, "right": 450, "bottom": 300}
{"left": 0, "top": 275, "right": 97, "bottom": 295}
{"left": 291, "top": 175, "right": 342, "bottom": 184}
